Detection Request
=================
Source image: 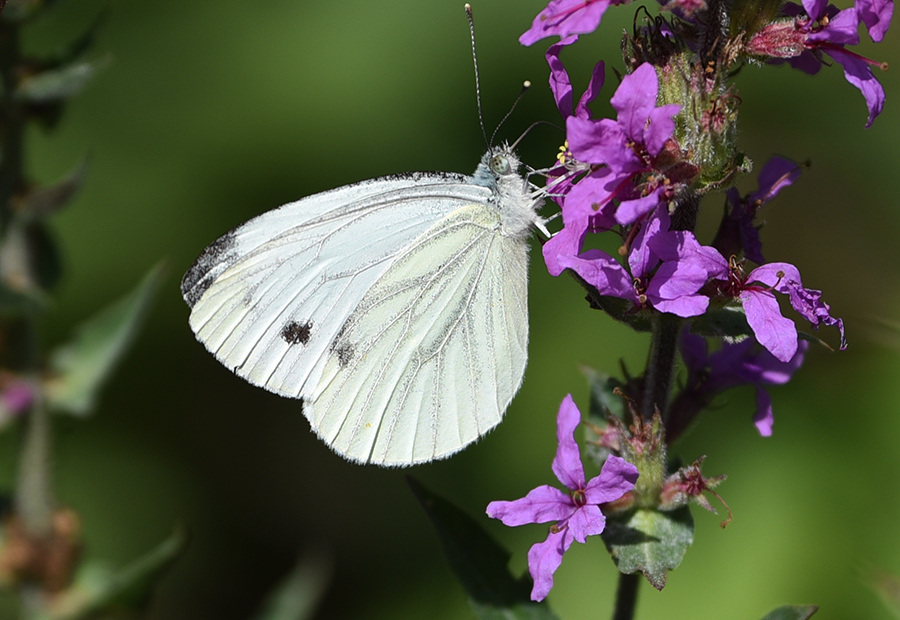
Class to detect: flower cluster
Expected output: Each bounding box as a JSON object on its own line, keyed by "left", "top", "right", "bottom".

{"left": 484, "top": 0, "right": 888, "bottom": 604}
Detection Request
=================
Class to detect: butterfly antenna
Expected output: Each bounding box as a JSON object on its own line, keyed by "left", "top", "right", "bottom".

{"left": 466, "top": 4, "right": 490, "bottom": 149}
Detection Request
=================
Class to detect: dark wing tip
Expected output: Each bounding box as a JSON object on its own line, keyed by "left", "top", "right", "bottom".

{"left": 181, "top": 230, "right": 238, "bottom": 308}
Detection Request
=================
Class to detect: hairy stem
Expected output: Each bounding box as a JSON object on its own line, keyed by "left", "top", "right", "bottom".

{"left": 641, "top": 311, "right": 682, "bottom": 420}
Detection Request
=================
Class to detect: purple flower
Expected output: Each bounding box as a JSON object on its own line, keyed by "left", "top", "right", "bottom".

{"left": 711, "top": 259, "right": 847, "bottom": 362}
{"left": 746, "top": 0, "right": 891, "bottom": 126}
{"left": 680, "top": 331, "right": 808, "bottom": 435}
{"left": 712, "top": 156, "right": 802, "bottom": 263}
{"left": 520, "top": 0, "right": 632, "bottom": 46}
{"left": 542, "top": 59, "right": 692, "bottom": 285}
{"left": 486, "top": 395, "right": 638, "bottom": 601}
{"left": 552, "top": 205, "right": 724, "bottom": 317}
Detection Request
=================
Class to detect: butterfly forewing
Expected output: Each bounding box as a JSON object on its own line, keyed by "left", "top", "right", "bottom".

{"left": 309, "top": 203, "right": 529, "bottom": 465}
{"left": 182, "top": 174, "right": 494, "bottom": 399}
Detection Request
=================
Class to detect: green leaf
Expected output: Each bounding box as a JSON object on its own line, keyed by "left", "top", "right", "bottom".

{"left": 759, "top": 605, "right": 818, "bottom": 620}
{"left": 689, "top": 305, "right": 754, "bottom": 340}
{"left": 601, "top": 507, "right": 694, "bottom": 591}
{"left": 44, "top": 527, "right": 188, "bottom": 620}
{"left": 15, "top": 56, "right": 109, "bottom": 103}
{"left": 408, "top": 477, "right": 559, "bottom": 620}
{"left": 45, "top": 263, "right": 164, "bottom": 416}
{"left": 249, "top": 552, "right": 333, "bottom": 620}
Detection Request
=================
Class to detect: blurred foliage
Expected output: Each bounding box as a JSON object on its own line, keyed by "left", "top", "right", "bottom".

{"left": 0, "top": 0, "right": 895, "bottom": 619}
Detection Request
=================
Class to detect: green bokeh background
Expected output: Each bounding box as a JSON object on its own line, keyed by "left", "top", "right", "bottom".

{"left": 5, "top": 0, "right": 900, "bottom": 618}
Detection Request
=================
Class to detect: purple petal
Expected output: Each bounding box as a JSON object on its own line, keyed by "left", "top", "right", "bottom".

{"left": 614, "top": 185, "right": 667, "bottom": 225}
{"left": 611, "top": 63, "right": 659, "bottom": 141}
{"left": 520, "top": 0, "right": 613, "bottom": 46}
{"left": 487, "top": 485, "right": 575, "bottom": 526}
{"left": 552, "top": 394, "right": 586, "bottom": 490}
{"left": 802, "top": 0, "right": 828, "bottom": 19}
{"left": 750, "top": 156, "right": 802, "bottom": 205}
{"left": 740, "top": 288, "right": 799, "bottom": 362}
{"left": 827, "top": 47, "right": 885, "bottom": 127}
{"left": 712, "top": 339, "right": 809, "bottom": 388}
{"left": 543, "top": 224, "right": 585, "bottom": 276}
{"left": 566, "top": 504, "right": 607, "bottom": 543}
{"left": 526, "top": 528, "right": 572, "bottom": 601}
{"left": 746, "top": 262, "right": 802, "bottom": 289}
{"left": 679, "top": 330, "right": 709, "bottom": 382}
{"left": 1, "top": 383, "right": 34, "bottom": 413}
{"left": 546, "top": 38, "right": 577, "bottom": 118}
{"left": 628, "top": 206, "right": 667, "bottom": 277}
{"left": 754, "top": 386, "right": 775, "bottom": 436}
{"left": 561, "top": 168, "right": 621, "bottom": 230}
{"left": 567, "top": 116, "right": 640, "bottom": 171}
{"left": 810, "top": 6, "right": 861, "bottom": 45}
{"left": 558, "top": 250, "right": 637, "bottom": 300}
{"left": 576, "top": 61, "right": 607, "bottom": 119}
{"left": 584, "top": 455, "right": 639, "bottom": 504}
{"left": 856, "top": 0, "right": 893, "bottom": 41}
{"left": 647, "top": 261, "right": 711, "bottom": 317}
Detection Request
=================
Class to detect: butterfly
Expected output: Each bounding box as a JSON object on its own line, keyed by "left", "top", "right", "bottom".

{"left": 181, "top": 144, "right": 544, "bottom": 467}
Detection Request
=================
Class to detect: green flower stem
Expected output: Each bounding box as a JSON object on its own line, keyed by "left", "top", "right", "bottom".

{"left": 611, "top": 572, "right": 640, "bottom": 620}
{"left": 15, "top": 397, "right": 54, "bottom": 535}
{"left": 641, "top": 311, "right": 683, "bottom": 421}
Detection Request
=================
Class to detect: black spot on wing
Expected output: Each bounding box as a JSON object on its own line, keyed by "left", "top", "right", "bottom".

{"left": 333, "top": 341, "right": 354, "bottom": 368}
{"left": 281, "top": 320, "right": 313, "bottom": 345}
{"left": 181, "top": 231, "right": 238, "bottom": 308}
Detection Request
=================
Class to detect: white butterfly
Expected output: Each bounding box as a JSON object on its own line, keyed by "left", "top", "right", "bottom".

{"left": 181, "top": 145, "right": 544, "bottom": 466}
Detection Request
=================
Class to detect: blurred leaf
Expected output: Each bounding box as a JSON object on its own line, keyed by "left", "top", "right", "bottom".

{"left": 1, "top": 0, "right": 41, "bottom": 22}
{"left": 249, "top": 551, "right": 333, "bottom": 620}
{"left": 41, "top": 9, "right": 109, "bottom": 70}
{"left": 0, "top": 220, "right": 60, "bottom": 299}
{"left": 45, "top": 263, "right": 164, "bottom": 416}
{"left": 601, "top": 507, "right": 694, "bottom": 591}
{"left": 408, "top": 477, "right": 559, "bottom": 620}
{"left": 44, "top": 526, "right": 188, "bottom": 620}
{"left": 866, "top": 566, "right": 900, "bottom": 619}
{"left": 18, "top": 155, "right": 89, "bottom": 219}
{"left": 758, "top": 605, "right": 818, "bottom": 620}
{"left": 15, "top": 56, "right": 108, "bottom": 103}
{"left": 582, "top": 366, "right": 623, "bottom": 468}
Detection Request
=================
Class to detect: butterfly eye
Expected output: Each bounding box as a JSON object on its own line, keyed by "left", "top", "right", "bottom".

{"left": 490, "top": 154, "right": 511, "bottom": 175}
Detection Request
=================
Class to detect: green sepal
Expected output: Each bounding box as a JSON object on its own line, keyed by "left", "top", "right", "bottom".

{"left": 41, "top": 527, "right": 188, "bottom": 620}
{"left": 408, "top": 477, "right": 560, "bottom": 620}
{"left": 15, "top": 56, "right": 108, "bottom": 104}
{"left": 45, "top": 263, "right": 164, "bottom": 416}
{"left": 730, "top": 0, "right": 787, "bottom": 39}
{"left": 249, "top": 552, "right": 333, "bottom": 620}
{"left": 759, "top": 605, "right": 818, "bottom": 620}
{"left": 601, "top": 507, "right": 694, "bottom": 591}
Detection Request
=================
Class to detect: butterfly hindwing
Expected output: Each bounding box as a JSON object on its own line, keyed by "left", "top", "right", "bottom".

{"left": 309, "top": 203, "right": 529, "bottom": 465}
